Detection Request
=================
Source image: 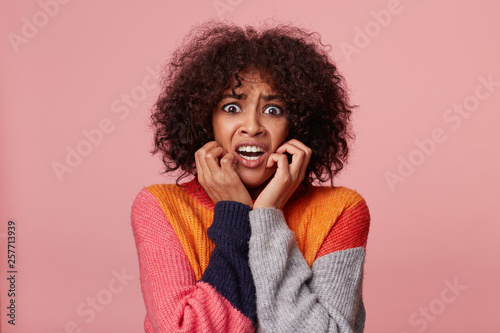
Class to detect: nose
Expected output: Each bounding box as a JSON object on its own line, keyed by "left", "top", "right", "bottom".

{"left": 239, "top": 111, "right": 264, "bottom": 137}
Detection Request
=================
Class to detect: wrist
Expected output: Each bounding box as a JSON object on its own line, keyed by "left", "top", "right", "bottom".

{"left": 253, "top": 200, "right": 283, "bottom": 210}
{"left": 212, "top": 201, "right": 252, "bottom": 229}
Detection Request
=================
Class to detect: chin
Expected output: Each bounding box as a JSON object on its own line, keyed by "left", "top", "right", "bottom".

{"left": 242, "top": 179, "right": 266, "bottom": 189}
{"left": 238, "top": 169, "right": 274, "bottom": 189}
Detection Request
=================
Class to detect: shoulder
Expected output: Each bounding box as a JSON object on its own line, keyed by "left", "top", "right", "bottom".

{"left": 295, "top": 185, "right": 371, "bottom": 246}
{"left": 131, "top": 179, "right": 215, "bottom": 242}
{"left": 130, "top": 186, "right": 175, "bottom": 246}
{"left": 143, "top": 183, "right": 186, "bottom": 202}
{"left": 283, "top": 185, "right": 370, "bottom": 262}
{"left": 314, "top": 186, "right": 371, "bottom": 255}
{"left": 291, "top": 185, "right": 368, "bottom": 216}
{"left": 131, "top": 182, "right": 199, "bottom": 245}
{"left": 131, "top": 182, "right": 196, "bottom": 223}
{"left": 141, "top": 178, "right": 215, "bottom": 211}
{"left": 131, "top": 184, "right": 179, "bottom": 214}
{"left": 314, "top": 186, "right": 370, "bottom": 228}
{"left": 132, "top": 181, "right": 198, "bottom": 212}
{"left": 314, "top": 185, "right": 365, "bottom": 203}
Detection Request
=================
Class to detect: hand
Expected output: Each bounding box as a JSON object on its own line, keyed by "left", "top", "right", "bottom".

{"left": 253, "top": 139, "right": 312, "bottom": 210}
{"left": 195, "top": 141, "right": 253, "bottom": 207}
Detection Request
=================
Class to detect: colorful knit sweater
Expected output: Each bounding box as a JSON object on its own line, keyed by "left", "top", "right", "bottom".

{"left": 131, "top": 178, "right": 370, "bottom": 333}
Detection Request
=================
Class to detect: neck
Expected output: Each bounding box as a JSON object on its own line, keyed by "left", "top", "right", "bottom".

{"left": 246, "top": 177, "right": 272, "bottom": 201}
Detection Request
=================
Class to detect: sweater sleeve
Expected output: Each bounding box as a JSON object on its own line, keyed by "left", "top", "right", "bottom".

{"left": 131, "top": 188, "right": 255, "bottom": 333}
{"left": 248, "top": 199, "right": 370, "bottom": 333}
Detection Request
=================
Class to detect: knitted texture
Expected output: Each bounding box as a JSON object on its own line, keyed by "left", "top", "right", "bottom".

{"left": 131, "top": 178, "right": 370, "bottom": 332}
{"left": 132, "top": 189, "right": 254, "bottom": 332}
{"left": 249, "top": 208, "right": 368, "bottom": 333}
{"left": 282, "top": 186, "right": 367, "bottom": 267}
{"left": 315, "top": 199, "right": 370, "bottom": 258}
{"left": 201, "top": 201, "right": 256, "bottom": 323}
{"left": 146, "top": 182, "right": 216, "bottom": 280}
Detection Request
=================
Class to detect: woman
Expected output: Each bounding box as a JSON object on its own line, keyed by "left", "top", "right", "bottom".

{"left": 131, "top": 22, "right": 370, "bottom": 333}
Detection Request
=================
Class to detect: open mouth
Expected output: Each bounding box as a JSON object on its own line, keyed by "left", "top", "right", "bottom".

{"left": 236, "top": 145, "right": 264, "bottom": 161}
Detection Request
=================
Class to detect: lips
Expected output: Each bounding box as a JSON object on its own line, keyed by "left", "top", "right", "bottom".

{"left": 234, "top": 141, "right": 267, "bottom": 168}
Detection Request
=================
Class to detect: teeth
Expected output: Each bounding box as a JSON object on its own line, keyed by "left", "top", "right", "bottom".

{"left": 237, "top": 146, "right": 263, "bottom": 153}
{"left": 240, "top": 155, "right": 260, "bottom": 161}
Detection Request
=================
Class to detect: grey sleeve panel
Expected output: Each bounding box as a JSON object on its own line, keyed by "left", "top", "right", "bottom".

{"left": 248, "top": 207, "right": 366, "bottom": 333}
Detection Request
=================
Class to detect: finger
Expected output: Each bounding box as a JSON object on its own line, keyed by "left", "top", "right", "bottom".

{"left": 220, "top": 152, "right": 237, "bottom": 170}
{"left": 266, "top": 153, "right": 281, "bottom": 168}
{"left": 276, "top": 143, "right": 306, "bottom": 174}
{"left": 196, "top": 141, "right": 219, "bottom": 173}
{"left": 204, "top": 146, "right": 226, "bottom": 172}
{"left": 276, "top": 141, "right": 311, "bottom": 177}
{"left": 195, "top": 151, "right": 205, "bottom": 185}
{"left": 266, "top": 153, "right": 289, "bottom": 174}
{"left": 199, "top": 141, "right": 220, "bottom": 151}
{"left": 196, "top": 150, "right": 213, "bottom": 181}
{"left": 273, "top": 154, "right": 291, "bottom": 184}
{"left": 204, "top": 146, "right": 224, "bottom": 161}
{"left": 220, "top": 154, "right": 241, "bottom": 182}
{"left": 278, "top": 139, "right": 310, "bottom": 151}
{"left": 276, "top": 140, "right": 310, "bottom": 156}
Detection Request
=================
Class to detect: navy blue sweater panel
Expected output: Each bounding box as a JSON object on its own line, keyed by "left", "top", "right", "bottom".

{"left": 200, "top": 201, "right": 257, "bottom": 324}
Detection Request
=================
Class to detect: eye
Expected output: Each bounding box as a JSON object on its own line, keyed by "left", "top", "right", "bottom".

{"left": 263, "top": 105, "right": 283, "bottom": 116}
{"left": 222, "top": 103, "right": 242, "bottom": 113}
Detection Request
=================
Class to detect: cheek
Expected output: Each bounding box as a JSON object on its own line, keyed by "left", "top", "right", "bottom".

{"left": 273, "top": 121, "right": 289, "bottom": 143}
{"left": 212, "top": 122, "right": 234, "bottom": 148}
{"left": 213, "top": 129, "right": 226, "bottom": 146}
{"left": 212, "top": 115, "right": 225, "bottom": 142}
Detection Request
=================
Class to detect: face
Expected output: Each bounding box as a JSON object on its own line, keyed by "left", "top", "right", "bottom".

{"left": 212, "top": 68, "right": 289, "bottom": 191}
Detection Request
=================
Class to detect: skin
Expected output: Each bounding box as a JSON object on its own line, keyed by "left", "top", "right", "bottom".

{"left": 195, "top": 68, "right": 312, "bottom": 210}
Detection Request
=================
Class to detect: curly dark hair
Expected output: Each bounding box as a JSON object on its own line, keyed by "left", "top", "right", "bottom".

{"left": 151, "top": 21, "right": 355, "bottom": 185}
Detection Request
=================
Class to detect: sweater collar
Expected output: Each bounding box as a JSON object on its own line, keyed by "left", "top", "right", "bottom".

{"left": 181, "top": 176, "right": 310, "bottom": 212}
{"left": 182, "top": 177, "right": 216, "bottom": 211}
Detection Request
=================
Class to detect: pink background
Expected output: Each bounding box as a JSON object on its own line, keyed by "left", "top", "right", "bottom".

{"left": 1, "top": 1, "right": 499, "bottom": 332}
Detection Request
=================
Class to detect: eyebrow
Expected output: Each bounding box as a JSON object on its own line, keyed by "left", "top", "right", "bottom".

{"left": 220, "top": 93, "right": 283, "bottom": 101}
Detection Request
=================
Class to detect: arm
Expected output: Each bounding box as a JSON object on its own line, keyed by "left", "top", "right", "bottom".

{"left": 131, "top": 188, "right": 255, "bottom": 333}
{"left": 248, "top": 199, "right": 370, "bottom": 333}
